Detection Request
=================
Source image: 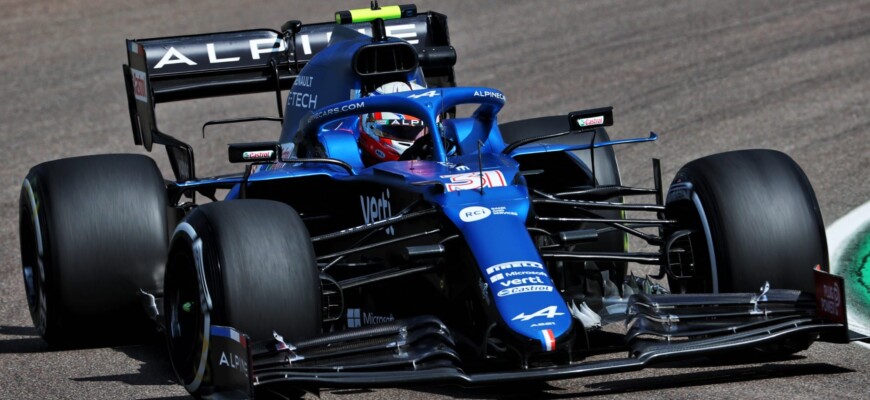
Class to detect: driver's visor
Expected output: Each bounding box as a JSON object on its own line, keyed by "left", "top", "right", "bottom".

{"left": 369, "top": 113, "right": 426, "bottom": 141}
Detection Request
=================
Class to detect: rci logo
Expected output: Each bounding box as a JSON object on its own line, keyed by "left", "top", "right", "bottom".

{"left": 459, "top": 206, "right": 491, "bottom": 222}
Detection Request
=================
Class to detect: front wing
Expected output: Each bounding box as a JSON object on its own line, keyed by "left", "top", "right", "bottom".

{"left": 201, "top": 281, "right": 867, "bottom": 398}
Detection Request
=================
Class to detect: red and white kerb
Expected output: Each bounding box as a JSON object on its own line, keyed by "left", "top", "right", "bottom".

{"left": 540, "top": 329, "right": 556, "bottom": 352}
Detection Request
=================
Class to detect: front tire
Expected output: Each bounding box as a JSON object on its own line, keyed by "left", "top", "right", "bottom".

{"left": 665, "top": 149, "right": 828, "bottom": 294}
{"left": 164, "top": 199, "right": 321, "bottom": 397}
{"left": 665, "top": 150, "right": 827, "bottom": 355}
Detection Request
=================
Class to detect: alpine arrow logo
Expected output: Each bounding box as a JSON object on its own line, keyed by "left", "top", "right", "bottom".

{"left": 511, "top": 306, "right": 565, "bottom": 322}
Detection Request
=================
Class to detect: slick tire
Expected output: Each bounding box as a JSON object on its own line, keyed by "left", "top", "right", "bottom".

{"left": 164, "top": 200, "right": 320, "bottom": 397}
{"left": 665, "top": 150, "right": 827, "bottom": 355}
{"left": 500, "top": 116, "right": 627, "bottom": 285}
{"left": 665, "top": 149, "right": 828, "bottom": 294}
{"left": 18, "top": 154, "right": 168, "bottom": 346}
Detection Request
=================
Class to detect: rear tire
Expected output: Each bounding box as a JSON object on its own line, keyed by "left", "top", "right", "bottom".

{"left": 500, "top": 116, "right": 627, "bottom": 294}
{"left": 18, "top": 154, "right": 167, "bottom": 346}
{"left": 164, "top": 199, "right": 320, "bottom": 397}
{"left": 499, "top": 116, "right": 622, "bottom": 188}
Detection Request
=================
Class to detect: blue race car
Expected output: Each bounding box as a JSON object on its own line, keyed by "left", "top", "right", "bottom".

{"left": 17, "top": 4, "right": 866, "bottom": 399}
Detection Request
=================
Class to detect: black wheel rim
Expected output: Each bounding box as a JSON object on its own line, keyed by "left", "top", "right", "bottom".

{"left": 19, "top": 189, "right": 48, "bottom": 335}
{"left": 165, "top": 249, "right": 204, "bottom": 386}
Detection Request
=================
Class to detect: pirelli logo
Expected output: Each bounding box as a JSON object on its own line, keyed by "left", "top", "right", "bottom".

{"left": 485, "top": 261, "right": 544, "bottom": 275}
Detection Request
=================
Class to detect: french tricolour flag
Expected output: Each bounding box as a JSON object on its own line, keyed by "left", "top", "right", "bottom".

{"left": 211, "top": 326, "right": 248, "bottom": 348}
{"left": 540, "top": 329, "right": 556, "bottom": 352}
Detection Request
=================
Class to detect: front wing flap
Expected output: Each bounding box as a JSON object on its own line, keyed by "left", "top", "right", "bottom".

{"left": 200, "top": 272, "right": 865, "bottom": 397}
{"left": 242, "top": 317, "right": 849, "bottom": 391}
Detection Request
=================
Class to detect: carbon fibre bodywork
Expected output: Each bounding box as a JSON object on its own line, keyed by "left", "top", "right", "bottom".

{"left": 118, "top": 5, "right": 866, "bottom": 398}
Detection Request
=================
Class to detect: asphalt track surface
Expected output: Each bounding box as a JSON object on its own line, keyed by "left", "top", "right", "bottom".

{"left": 1, "top": 1, "right": 869, "bottom": 399}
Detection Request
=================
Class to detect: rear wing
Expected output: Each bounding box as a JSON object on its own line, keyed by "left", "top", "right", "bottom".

{"left": 123, "top": 7, "right": 454, "bottom": 182}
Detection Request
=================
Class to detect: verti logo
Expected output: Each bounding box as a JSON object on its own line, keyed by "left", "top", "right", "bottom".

{"left": 360, "top": 189, "right": 394, "bottom": 235}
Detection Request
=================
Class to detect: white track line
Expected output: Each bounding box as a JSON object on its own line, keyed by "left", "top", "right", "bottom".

{"left": 827, "top": 200, "right": 870, "bottom": 349}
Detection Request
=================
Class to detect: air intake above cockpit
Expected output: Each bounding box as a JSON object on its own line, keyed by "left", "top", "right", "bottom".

{"left": 353, "top": 42, "right": 419, "bottom": 77}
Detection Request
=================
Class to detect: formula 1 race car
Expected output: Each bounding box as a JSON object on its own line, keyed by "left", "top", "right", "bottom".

{"left": 17, "top": 3, "right": 867, "bottom": 399}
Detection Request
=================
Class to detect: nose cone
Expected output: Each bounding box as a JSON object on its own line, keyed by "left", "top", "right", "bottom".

{"left": 443, "top": 192, "right": 572, "bottom": 350}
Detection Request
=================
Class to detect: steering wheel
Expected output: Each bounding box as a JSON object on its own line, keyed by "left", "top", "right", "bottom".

{"left": 398, "top": 133, "right": 434, "bottom": 161}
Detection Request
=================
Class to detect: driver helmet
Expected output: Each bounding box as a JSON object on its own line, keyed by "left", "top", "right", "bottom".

{"left": 359, "top": 81, "right": 428, "bottom": 162}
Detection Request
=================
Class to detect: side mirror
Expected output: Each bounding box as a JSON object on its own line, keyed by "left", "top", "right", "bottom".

{"left": 568, "top": 106, "right": 613, "bottom": 131}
